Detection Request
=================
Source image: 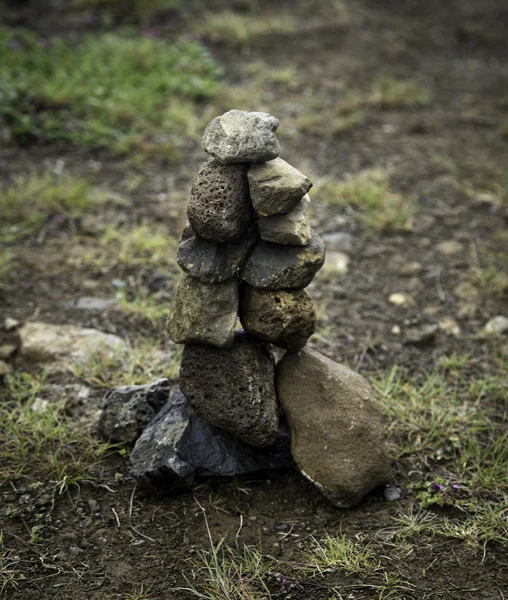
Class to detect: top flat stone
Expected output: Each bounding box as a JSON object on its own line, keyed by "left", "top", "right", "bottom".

{"left": 202, "top": 110, "right": 280, "bottom": 164}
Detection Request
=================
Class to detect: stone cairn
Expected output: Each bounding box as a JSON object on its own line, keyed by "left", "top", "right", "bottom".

{"left": 100, "top": 110, "right": 391, "bottom": 507}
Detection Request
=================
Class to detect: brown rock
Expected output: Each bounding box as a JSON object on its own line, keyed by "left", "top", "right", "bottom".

{"left": 187, "top": 159, "right": 251, "bottom": 243}
{"left": 239, "top": 287, "right": 316, "bottom": 352}
{"left": 166, "top": 274, "right": 238, "bottom": 348}
{"left": 276, "top": 348, "right": 391, "bottom": 507}
{"left": 179, "top": 332, "right": 279, "bottom": 448}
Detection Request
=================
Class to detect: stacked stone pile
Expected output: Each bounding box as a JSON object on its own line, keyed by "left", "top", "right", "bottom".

{"left": 100, "top": 110, "right": 391, "bottom": 507}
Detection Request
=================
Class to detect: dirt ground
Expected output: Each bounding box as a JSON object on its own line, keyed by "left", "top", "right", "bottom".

{"left": 0, "top": 0, "right": 507, "bottom": 599}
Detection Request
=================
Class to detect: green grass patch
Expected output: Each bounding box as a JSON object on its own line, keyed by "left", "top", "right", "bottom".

{"left": 82, "top": 222, "right": 179, "bottom": 273}
{"left": 0, "top": 370, "right": 117, "bottom": 489}
{"left": 73, "top": 341, "right": 181, "bottom": 389}
{"left": 0, "top": 28, "right": 222, "bottom": 158}
{"left": 195, "top": 11, "right": 298, "bottom": 46}
{"left": 313, "top": 168, "right": 416, "bottom": 231}
{"left": 0, "top": 171, "right": 121, "bottom": 243}
{"left": 368, "top": 74, "right": 431, "bottom": 108}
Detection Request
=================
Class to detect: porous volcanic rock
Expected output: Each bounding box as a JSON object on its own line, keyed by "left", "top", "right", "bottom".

{"left": 129, "top": 388, "right": 293, "bottom": 481}
{"left": 202, "top": 109, "right": 280, "bottom": 164}
{"left": 242, "top": 230, "right": 326, "bottom": 290}
{"left": 166, "top": 274, "right": 238, "bottom": 348}
{"left": 258, "top": 194, "right": 312, "bottom": 246}
{"left": 239, "top": 287, "right": 316, "bottom": 352}
{"left": 249, "top": 158, "right": 312, "bottom": 216}
{"left": 187, "top": 159, "right": 251, "bottom": 243}
{"left": 179, "top": 332, "right": 279, "bottom": 447}
{"left": 99, "top": 379, "right": 170, "bottom": 443}
{"left": 176, "top": 224, "right": 258, "bottom": 283}
{"left": 276, "top": 348, "right": 391, "bottom": 507}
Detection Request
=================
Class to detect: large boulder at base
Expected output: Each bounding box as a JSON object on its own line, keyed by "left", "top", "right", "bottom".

{"left": 176, "top": 224, "right": 258, "bottom": 283}
{"left": 17, "top": 322, "right": 127, "bottom": 367}
{"left": 179, "top": 332, "right": 279, "bottom": 447}
{"left": 249, "top": 158, "right": 312, "bottom": 217}
{"left": 239, "top": 287, "right": 316, "bottom": 352}
{"left": 202, "top": 110, "right": 280, "bottom": 164}
{"left": 276, "top": 348, "right": 391, "bottom": 507}
{"left": 166, "top": 274, "right": 238, "bottom": 348}
{"left": 242, "top": 230, "right": 326, "bottom": 290}
{"left": 187, "top": 159, "right": 251, "bottom": 243}
{"left": 129, "top": 388, "right": 293, "bottom": 481}
{"left": 258, "top": 194, "right": 312, "bottom": 246}
{"left": 99, "top": 379, "right": 170, "bottom": 443}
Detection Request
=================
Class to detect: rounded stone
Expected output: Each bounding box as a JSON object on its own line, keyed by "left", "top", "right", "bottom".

{"left": 202, "top": 110, "right": 280, "bottom": 164}
{"left": 241, "top": 230, "right": 326, "bottom": 290}
{"left": 276, "top": 348, "right": 392, "bottom": 507}
{"left": 239, "top": 287, "right": 316, "bottom": 352}
{"left": 179, "top": 332, "right": 279, "bottom": 448}
{"left": 187, "top": 159, "right": 251, "bottom": 243}
{"left": 176, "top": 224, "right": 258, "bottom": 283}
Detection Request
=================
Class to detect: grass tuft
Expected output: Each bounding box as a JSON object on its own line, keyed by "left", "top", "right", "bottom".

{"left": 0, "top": 171, "right": 120, "bottom": 243}
{"left": 0, "top": 28, "right": 222, "bottom": 158}
{"left": 369, "top": 75, "right": 431, "bottom": 108}
{"left": 0, "top": 370, "right": 117, "bottom": 489}
{"left": 313, "top": 168, "right": 415, "bottom": 231}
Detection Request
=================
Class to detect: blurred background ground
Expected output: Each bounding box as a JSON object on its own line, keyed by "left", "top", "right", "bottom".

{"left": 0, "top": 1, "right": 507, "bottom": 599}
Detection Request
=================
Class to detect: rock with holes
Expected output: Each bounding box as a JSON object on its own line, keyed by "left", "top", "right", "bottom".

{"left": 258, "top": 194, "right": 312, "bottom": 246}
{"left": 166, "top": 274, "right": 238, "bottom": 348}
{"left": 239, "top": 287, "right": 316, "bottom": 352}
{"left": 176, "top": 224, "right": 258, "bottom": 283}
{"left": 129, "top": 387, "right": 293, "bottom": 481}
{"left": 242, "top": 230, "right": 326, "bottom": 290}
{"left": 179, "top": 332, "right": 279, "bottom": 447}
{"left": 99, "top": 379, "right": 170, "bottom": 443}
{"left": 202, "top": 110, "right": 280, "bottom": 164}
{"left": 276, "top": 348, "right": 391, "bottom": 507}
{"left": 248, "top": 158, "right": 312, "bottom": 216}
{"left": 187, "top": 159, "right": 251, "bottom": 243}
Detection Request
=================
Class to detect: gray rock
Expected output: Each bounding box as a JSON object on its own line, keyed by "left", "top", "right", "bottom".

{"left": 75, "top": 296, "right": 117, "bottom": 311}
{"left": 321, "top": 232, "right": 353, "bottom": 253}
{"left": 481, "top": 315, "right": 508, "bottom": 337}
{"left": 202, "top": 110, "right": 280, "bottom": 164}
{"left": 248, "top": 158, "right": 312, "bottom": 216}
{"left": 276, "top": 348, "right": 391, "bottom": 507}
{"left": 179, "top": 332, "right": 279, "bottom": 448}
{"left": 176, "top": 224, "right": 258, "bottom": 283}
{"left": 17, "top": 322, "right": 127, "bottom": 367}
{"left": 99, "top": 379, "right": 170, "bottom": 443}
{"left": 239, "top": 287, "right": 316, "bottom": 352}
{"left": 187, "top": 159, "right": 251, "bottom": 243}
{"left": 403, "top": 324, "right": 438, "bottom": 346}
{"left": 129, "top": 388, "right": 293, "bottom": 481}
{"left": 242, "top": 230, "right": 326, "bottom": 290}
{"left": 258, "top": 194, "right": 312, "bottom": 246}
{"left": 383, "top": 486, "right": 403, "bottom": 502}
{"left": 166, "top": 274, "right": 238, "bottom": 348}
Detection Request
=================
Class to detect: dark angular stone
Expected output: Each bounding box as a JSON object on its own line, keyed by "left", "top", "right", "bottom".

{"left": 241, "top": 230, "right": 326, "bottom": 290}
{"left": 179, "top": 332, "right": 279, "bottom": 448}
{"left": 129, "top": 388, "right": 293, "bottom": 481}
{"left": 176, "top": 224, "right": 258, "bottom": 283}
{"left": 98, "top": 379, "right": 170, "bottom": 443}
{"left": 187, "top": 159, "right": 251, "bottom": 243}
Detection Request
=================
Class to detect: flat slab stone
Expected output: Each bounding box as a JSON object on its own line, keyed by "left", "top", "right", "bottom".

{"left": 276, "top": 348, "right": 391, "bottom": 507}
{"left": 179, "top": 332, "right": 279, "bottom": 448}
{"left": 176, "top": 224, "right": 258, "bottom": 283}
{"left": 166, "top": 274, "right": 238, "bottom": 348}
{"left": 249, "top": 158, "right": 312, "bottom": 216}
{"left": 129, "top": 388, "right": 293, "bottom": 481}
{"left": 242, "top": 230, "right": 326, "bottom": 290}
{"left": 187, "top": 159, "right": 251, "bottom": 243}
{"left": 239, "top": 287, "right": 316, "bottom": 352}
{"left": 258, "top": 194, "right": 312, "bottom": 246}
{"left": 17, "top": 322, "right": 127, "bottom": 367}
{"left": 202, "top": 110, "right": 280, "bottom": 164}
